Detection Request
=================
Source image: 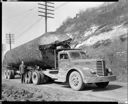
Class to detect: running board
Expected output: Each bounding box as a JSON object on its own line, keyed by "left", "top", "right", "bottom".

{"left": 43, "top": 70, "right": 58, "bottom": 79}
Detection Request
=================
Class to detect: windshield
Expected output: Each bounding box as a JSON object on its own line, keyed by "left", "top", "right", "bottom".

{"left": 69, "top": 52, "right": 81, "bottom": 59}
{"left": 80, "top": 52, "right": 87, "bottom": 59}
{"left": 69, "top": 51, "right": 87, "bottom": 59}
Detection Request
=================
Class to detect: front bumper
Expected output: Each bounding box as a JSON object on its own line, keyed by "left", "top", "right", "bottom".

{"left": 83, "top": 75, "right": 116, "bottom": 83}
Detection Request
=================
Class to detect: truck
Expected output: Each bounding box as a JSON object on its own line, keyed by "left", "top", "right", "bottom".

{"left": 3, "top": 32, "right": 116, "bottom": 91}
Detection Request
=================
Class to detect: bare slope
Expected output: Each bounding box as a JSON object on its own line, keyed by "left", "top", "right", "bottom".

{"left": 55, "top": 0, "right": 128, "bottom": 82}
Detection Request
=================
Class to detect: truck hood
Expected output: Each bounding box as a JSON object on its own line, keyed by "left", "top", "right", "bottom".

{"left": 71, "top": 59, "right": 103, "bottom": 70}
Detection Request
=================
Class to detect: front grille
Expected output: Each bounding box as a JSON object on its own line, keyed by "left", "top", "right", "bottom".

{"left": 96, "top": 61, "right": 106, "bottom": 76}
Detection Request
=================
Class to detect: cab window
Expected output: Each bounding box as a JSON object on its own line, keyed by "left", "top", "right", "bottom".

{"left": 69, "top": 52, "right": 81, "bottom": 59}
{"left": 80, "top": 51, "right": 87, "bottom": 59}
{"left": 60, "top": 53, "right": 69, "bottom": 60}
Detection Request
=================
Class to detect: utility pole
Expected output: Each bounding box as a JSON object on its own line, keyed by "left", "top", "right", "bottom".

{"left": 9, "top": 33, "right": 11, "bottom": 50}
{"left": 6, "top": 33, "right": 15, "bottom": 50}
{"left": 45, "top": 2, "right": 47, "bottom": 33}
{"left": 38, "top": 2, "right": 54, "bottom": 33}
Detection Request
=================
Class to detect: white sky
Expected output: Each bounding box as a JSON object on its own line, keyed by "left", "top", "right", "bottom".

{"left": 2, "top": 2, "right": 104, "bottom": 53}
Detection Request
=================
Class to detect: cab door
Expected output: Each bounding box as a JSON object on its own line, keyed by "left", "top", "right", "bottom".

{"left": 57, "top": 52, "right": 70, "bottom": 81}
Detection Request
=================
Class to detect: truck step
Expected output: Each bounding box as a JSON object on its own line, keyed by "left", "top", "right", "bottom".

{"left": 43, "top": 70, "right": 58, "bottom": 79}
{"left": 49, "top": 70, "right": 58, "bottom": 74}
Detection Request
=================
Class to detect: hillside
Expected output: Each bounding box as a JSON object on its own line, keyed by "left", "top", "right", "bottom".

{"left": 56, "top": 0, "right": 128, "bottom": 82}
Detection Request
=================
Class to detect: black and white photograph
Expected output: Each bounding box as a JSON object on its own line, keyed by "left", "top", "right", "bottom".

{"left": 1, "top": 0, "right": 128, "bottom": 103}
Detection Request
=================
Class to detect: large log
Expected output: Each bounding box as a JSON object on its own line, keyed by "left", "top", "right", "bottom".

{"left": 3, "top": 32, "right": 72, "bottom": 69}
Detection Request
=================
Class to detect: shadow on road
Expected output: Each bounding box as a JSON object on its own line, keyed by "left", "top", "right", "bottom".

{"left": 14, "top": 76, "right": 21, "bottom": 79}
{"left": 55, "top": 83, "right": 123, "bottom": 91}
{"left": 54, "top": 82, "right": 71, "bottom": 88}
{"left": 92, "top": 84, "right": 123, "bottom": 92}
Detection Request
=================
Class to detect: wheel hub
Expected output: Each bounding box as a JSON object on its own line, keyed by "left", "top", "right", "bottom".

{"left": 71, "top": 75, "right": 79, "bottom": 86}
{"left": 33, "top": 74, "right": 37, "bottom": 79}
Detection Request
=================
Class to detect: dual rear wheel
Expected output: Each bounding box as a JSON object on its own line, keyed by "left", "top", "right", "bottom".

{"left": 31, "top": 71, "right": 41, "bottom": 84}
{"left": 24, "top": 71, "right": 50, "bottom": 85}
{"left": 24, "top": 71, "right": 32, "bottom": 84}
{"left": 4, "top": 70, "right": 15, "bottom": 79}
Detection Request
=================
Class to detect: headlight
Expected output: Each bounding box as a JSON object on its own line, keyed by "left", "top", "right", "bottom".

{"left": 107, "top": 68, "right": 113, "bottom": 75}
{"left": 108, "top": 68, "right": 112, "bottom": 72}
{"left": 90, "top": 69, "right": 96, "bottom": 74}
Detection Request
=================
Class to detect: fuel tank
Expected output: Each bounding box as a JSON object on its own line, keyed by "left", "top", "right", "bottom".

{"left": 3, "top": 32, "right": 72, "bottom": 69}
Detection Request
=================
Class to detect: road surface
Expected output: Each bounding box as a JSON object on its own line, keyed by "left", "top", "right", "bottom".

{"left": 2, "top": 75, "right": 128, "bottom": 103}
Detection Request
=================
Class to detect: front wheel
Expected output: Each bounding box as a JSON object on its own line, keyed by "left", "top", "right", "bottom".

{"left": 95, "top": 82, "right": 109, "bottom": 88}
{"left": 69, "top": 71, "right": 84, "bottom": 91}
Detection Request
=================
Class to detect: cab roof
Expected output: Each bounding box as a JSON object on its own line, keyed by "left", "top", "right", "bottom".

{"left": 57, "top": 48, "right": 84, "bottom": 53}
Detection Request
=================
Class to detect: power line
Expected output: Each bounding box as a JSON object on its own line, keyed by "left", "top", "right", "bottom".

{"left": 38, "top": 2, "right": 54, "bottom": 33}
{"left": 11, "top": 18, "right": 37, "bottom": 37}
{"left": 7, "top": 3, "right": 67, "bottom": 35}
{"left": 47, "top": 2, "right": 55, "bottom": 5}
{"left": 6, "top": 7, "right": 38, "bottom": 35}
{"left": 7, "top": 6, "right": 36, "bottom": 22}
{"left": 55, "top": 3, "right": 68, "bottom": 10}
{"left": 5, "top": 2, "right": 68, "bottom": 42}
{"left": 18, "top": 18, "right": 42, "bottom": 39}
{"left": 38, "top": 3, "right": 55, "bottom": 8}
{"left": 6, "top": 33, "right": 15, "bottom": 50}
{"left": 38, "top": 11, "right": 54, "bottom": 15}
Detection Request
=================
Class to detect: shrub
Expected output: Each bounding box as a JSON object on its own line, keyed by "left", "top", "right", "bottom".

{"left": 119, "top": 34, "right": 128, "bottom": 42}
{"left": 92, "top": 41, "right": 101, "bottom": 48}
{"left": 123, "top": 20, "right": 128, "bottom": 26}
{"left": 107, "top": 53, "right": 114, "bottom": 64}
{"left": 99, "top": 26, "right": 113, "bottom": 34}
{"left": 102, "top": 39, "right": 112, "bottom": 46}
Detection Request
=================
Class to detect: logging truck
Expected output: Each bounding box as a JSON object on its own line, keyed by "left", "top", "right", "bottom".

{"left": 3, "top": 32, "right": 116, "bottom": 91}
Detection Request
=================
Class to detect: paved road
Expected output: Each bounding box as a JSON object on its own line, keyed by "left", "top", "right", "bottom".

{"left": 2, "top": 75, "right": 128, "bottom": 103}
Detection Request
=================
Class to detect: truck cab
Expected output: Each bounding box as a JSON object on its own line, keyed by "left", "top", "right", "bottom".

{"left": 43, "top": 49, "right": 116, "bottom": 90}
{"left": 3, "top": 35, "right": 116, "bottom": 91}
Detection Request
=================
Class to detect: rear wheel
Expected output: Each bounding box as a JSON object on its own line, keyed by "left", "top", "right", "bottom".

{"left": 69, "top": 71, "right": 84, "bottom": 91}
{"left": 4, "top": 70, "right": 8, "bottom": 79}
{"left": 24, "top": 71, "right": 32, "bottom": 84}
{"left": 6, "top": 70, "right": 15, "bottom": 79}
{"left": 95, "top": 82, "right": 109, "bottom": 88}
{"left": 11, "top": 70, "right": 15, "bottom": 79}
{"left": 32, "top": 71, "right": 41, "bottom": 85}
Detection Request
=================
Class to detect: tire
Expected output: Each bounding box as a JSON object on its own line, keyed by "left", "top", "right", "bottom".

{"left": 7, "top": 70, "right": 11, "bottom": 79}
{"left": 7, "top": 70, "right": 14, "bottom": 79}
{"left": 95, "top": 82, "right": 109, "bottom": 88}
{"left": 28, "top": 71, "right": 32, "bottom": 83}
{"left": 10, "top": 70, "right": 15, "bottom": 79}
{"left": 24, "top": 71, "right": 32, "bottom": 84}
{"left": 4, "top": 70, "right": 8, "bottom": 79}
{"left": 32, "top": 71, "right": 41, "bottom": 85}
{"left": 69, "top": 71, "right": 84, "bottom": 91}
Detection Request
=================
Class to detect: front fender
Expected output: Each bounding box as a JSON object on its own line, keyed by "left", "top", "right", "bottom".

{"left": 66, "top": 66, "right": 92, "bottom": 83}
